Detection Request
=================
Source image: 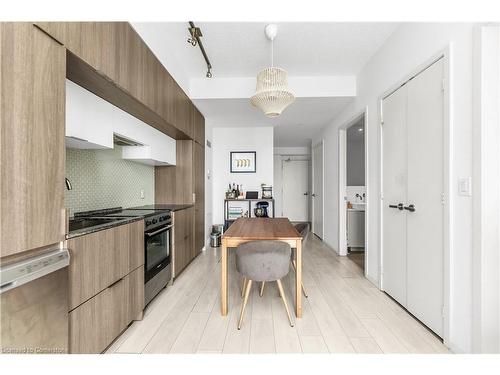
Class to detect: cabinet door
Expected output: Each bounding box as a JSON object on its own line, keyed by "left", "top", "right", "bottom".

{"left": 173, "top": 208, "right": 195, "bottom": 277}
{"left": 1, "top": 23, "right": 65, "bottom": 257}
{"left": 67, "top": 220, "right": 144, "bottom": 310}
{"left": 194, "top": 142, "right": 205, "bottom": 253}
{"left": 194, "top": 107, "right": 205, "bottom": 145}
{"left": 69, "top": 266, "right": 144, "bottom": 353}
{"left": 155, "top": 140, "right": 194, "bottom": 204}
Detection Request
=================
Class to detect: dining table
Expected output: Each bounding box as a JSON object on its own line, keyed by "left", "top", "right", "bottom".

{"left": 220, "top": 217, "right": 303, "bottom": 318}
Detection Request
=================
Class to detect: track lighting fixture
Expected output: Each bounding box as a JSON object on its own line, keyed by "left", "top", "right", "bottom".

{"left": 187, "top": 21, "right": 213, "bottom": 78}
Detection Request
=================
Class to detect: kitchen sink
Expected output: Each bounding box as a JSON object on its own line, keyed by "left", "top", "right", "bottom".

{"left": 68, "top": 217, "right": 125, "bottom": 232}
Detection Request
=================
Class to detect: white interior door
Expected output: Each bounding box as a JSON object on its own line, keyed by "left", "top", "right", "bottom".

{"left": 312, "top": 142, "right": 324, "bottom": 238}
{"left": 382, "top": 58, "right": 444, "bottom": 338}
{"left": 282, "top": 160, "right": 308, "bottom": 221}
{"left": 406, "top": 59, "right": 444, "bottom": 336}
{"left": 382, "top": 85, "right": 408, "bottom": 306}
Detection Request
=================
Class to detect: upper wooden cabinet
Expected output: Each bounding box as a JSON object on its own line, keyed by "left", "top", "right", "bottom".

{"left": 194, "top": 107, "right": 205, "bottom": 145}
{"left": 155, "top": 140, "right": 194, "bottom": 204}
{"left": 0, "top": 23, "right": 66, "bottom": 257}
{"left": 36, "top": 22, "right": 201, "bottom": 141}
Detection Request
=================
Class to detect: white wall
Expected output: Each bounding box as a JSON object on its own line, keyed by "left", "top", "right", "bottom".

{"left": 313, "top": 23, "right": 476, "bottom": 353}
{"left": 212, "top": 127, "right": 274, "bottom": 225}
{"left": 273, "top": 147, "right": 311, "bottom": 218}
{"left": 204, "top": 121, "right": 214, "bottom": 246}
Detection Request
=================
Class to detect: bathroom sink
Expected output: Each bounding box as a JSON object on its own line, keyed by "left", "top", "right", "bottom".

{"left": 350, "top": 203, "right": 365, "bottom": 211}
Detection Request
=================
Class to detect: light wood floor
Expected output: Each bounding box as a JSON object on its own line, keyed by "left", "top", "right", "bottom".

{"left": 106, "top": 234, "right": 449, "bottom": 354}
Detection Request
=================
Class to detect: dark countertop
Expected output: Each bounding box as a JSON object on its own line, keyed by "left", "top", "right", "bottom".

{"left": 129, "top": 204, "right": 194, "bottom": 212}
{"left": 66, "top": 204, "right": 193, "bottom": 239}
{"left": 66, "top": 216, "right": 143, "bottom": 240}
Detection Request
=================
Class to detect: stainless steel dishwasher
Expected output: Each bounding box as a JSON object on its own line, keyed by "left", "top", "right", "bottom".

{"left": 0, "top": 248, "right": 70, "bottom": 354}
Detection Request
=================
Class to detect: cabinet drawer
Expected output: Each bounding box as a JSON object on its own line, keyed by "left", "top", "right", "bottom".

{"left": 69, "top": 266, "right": 144, "bottom": 354}
{"left": 67, "top": 220, "right": 144, "bottom": 310}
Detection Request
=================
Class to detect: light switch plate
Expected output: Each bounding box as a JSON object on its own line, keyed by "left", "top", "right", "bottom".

{"left": 140, "top": 189, "right": 145, "bottom": 199}
{"left": 458, "top": 177, "right": 472, "bottom": 196}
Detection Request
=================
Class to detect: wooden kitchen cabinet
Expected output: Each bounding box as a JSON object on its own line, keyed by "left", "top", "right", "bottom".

{"left": 194, "top": 142, "right": 205, "bottom": 254}
{"left": 66, "top": 220, "right": 144, "bottom": 310}
{"left": 69, "top": 265, "right": 144, "bottom": 354}
{"left": 0, "top": 23, "right": 65, "bottom": 258}
{"left": 36, "top": 21, "right": 195, "bottom": 140}
{"left": 194, "top": 106, "right": 205, "bottom": 146}
{"left": 156, "top": 139, "right": 205, "bottom": 255}
{"left": 155, "top": 140, "right": 194, "bottom": 204}
{"left": 172, "top": 207, "right": 195, "bottom": 278}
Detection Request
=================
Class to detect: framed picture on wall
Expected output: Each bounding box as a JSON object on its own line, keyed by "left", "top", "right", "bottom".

{"left": 230, "top": 151, "right": 256, "bottom": 173}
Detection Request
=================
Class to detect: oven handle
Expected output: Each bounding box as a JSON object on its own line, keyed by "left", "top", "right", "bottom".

{"left": 145, "top": 225, "right": 173, "bottom": 237}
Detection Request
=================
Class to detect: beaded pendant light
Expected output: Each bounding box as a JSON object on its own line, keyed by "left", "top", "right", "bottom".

{"left": 250, "top": 24, "right": 295, "bottom": 117}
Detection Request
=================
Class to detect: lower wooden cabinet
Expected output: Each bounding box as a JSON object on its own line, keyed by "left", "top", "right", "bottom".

{"left": 69, "top": 266, "right": 144, "bottom": 354}
{"left": 66, "top": 220, "right": 144, "bottom": 310}
{"left": 172, "top": 207, "right": 195, "bottom": 278}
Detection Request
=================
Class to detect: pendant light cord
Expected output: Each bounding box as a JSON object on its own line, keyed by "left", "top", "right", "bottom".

{"left": 271, "top": 38, "right": 274, "bottom": 67}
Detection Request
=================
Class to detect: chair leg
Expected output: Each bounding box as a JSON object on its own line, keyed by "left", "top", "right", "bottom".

{"left": 238, "top": 280, "right": 252, "bottom": 330}
{"left": 260, "top": 281, "right": 265, "bottom": 297}
{"left": 276, "top": 279, "right": 294, "bottom": 327}
{"left": 241, "top": 277, "right": 247, "bottom": 298}
{"left": 291, "top": 259, "right": 308, "bottom": 298}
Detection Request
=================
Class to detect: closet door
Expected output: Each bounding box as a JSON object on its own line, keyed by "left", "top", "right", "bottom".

{"left": 382, "top": 85, "right": 408, "bottom": 306}
{"left": 406, "top": 58, "right": 444, "bottom": 336}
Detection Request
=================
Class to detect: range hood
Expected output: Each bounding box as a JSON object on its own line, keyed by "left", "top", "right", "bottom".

{"left": 113, "top": 134, "right": 143, "bottom": 147}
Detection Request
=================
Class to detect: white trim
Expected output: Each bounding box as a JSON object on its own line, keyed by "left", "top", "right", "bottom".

{"left": 472, "top": 25, "right": 500, "bottom": 354}
{"left": 312, "top": 140, "right": 325, "bottom": 240}
{"left": 338, "top": 109, "right": 368, "bottom": 268}
{"left": 378, "top": 46, "right": 452, "bottom": 347}
{"left": 338, "top": 129, "right": 347, "bottom": 255}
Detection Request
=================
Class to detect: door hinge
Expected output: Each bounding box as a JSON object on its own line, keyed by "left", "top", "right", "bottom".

{"left": 441, "top": 79, "right": 445, "bottom": 92}
{"left": 442, "top": 306, "right": 445, "bottom": 317}
{"left": 441, "top": 192, "right": 445, "bottom": 205}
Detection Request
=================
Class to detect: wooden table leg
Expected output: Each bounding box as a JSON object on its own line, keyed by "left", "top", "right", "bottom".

{"left": 221, "top": 239, "right": 228, "bottom": 316}
{"left": 295, "top": 239, "right": 302, "bottom": 318}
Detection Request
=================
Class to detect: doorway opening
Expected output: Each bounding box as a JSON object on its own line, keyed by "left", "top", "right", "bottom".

{"left": 312, "top": 141, "right": 324, "bottom": 239}
{"left": 339, "top": 111, "right": 367, "bottom": 274}
{"left": 338, "top": 110, "right": 368, "bottom": 275}
{"left": 280, "top": 155, "right": 310, "bottom": 223}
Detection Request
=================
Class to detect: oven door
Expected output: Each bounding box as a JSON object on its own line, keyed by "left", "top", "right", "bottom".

{"left": 144, "top": 224, "right": 172, "bottom": 283}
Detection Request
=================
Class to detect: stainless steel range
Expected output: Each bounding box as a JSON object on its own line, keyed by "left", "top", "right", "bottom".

{"left": 142, "top": 211, "right": 172, "bottom": 305}
{"left": 98, "top": 208, "right": 173, "bottom": 306}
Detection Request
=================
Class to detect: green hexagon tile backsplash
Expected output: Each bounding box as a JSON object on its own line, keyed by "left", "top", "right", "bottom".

{"left": 65, "top": 146, "right": 154, "bottom": 217}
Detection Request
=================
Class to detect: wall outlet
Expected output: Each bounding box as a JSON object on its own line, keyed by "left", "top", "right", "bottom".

{"left": 140, "top": 189, "right": 145, "bottom": 199}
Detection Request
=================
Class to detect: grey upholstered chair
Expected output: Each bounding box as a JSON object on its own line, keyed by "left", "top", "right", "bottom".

{"left": 259, "top": 223, "right": 309, "bottom": 298}
{"left": 236, "top": 240, "right": 294, "bottom": 329}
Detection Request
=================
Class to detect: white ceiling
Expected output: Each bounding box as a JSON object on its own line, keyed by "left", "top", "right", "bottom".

{"left": 194, "top": 97, "right": 353, "bottom": 147}
{"left": 134, "top": 22, "right": 399, "bottom": 146}
{"left": 136, "top": 22, "right": 399, "bottom": 79}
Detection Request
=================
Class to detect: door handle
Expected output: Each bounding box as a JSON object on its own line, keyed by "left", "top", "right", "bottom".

{"left": 303, "top": 192, "right": 309, "bottom": 196}
{"left": 312, "top": 194, "right": 316, "bottom": 197}
{"left": 388, "top": 203, "right": 404, "bottom": 210}
{"left": 404, "top": 204, "right": 416, "bottom": 212}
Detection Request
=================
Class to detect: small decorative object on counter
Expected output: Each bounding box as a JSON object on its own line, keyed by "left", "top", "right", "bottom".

{"left": 261, "top": 184, "right": 273, "bottom": 199}
{"left": 254, "top": 201, "right": 270, "bottom": 217}
{"left": 238, "top": 184, "right": 244, "bottom": 199}
{"left": 226, "top": 183, "right": 236, "bottom": 199}
{"left": 347, "top": 201, "right": 353, "bottom": 209}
